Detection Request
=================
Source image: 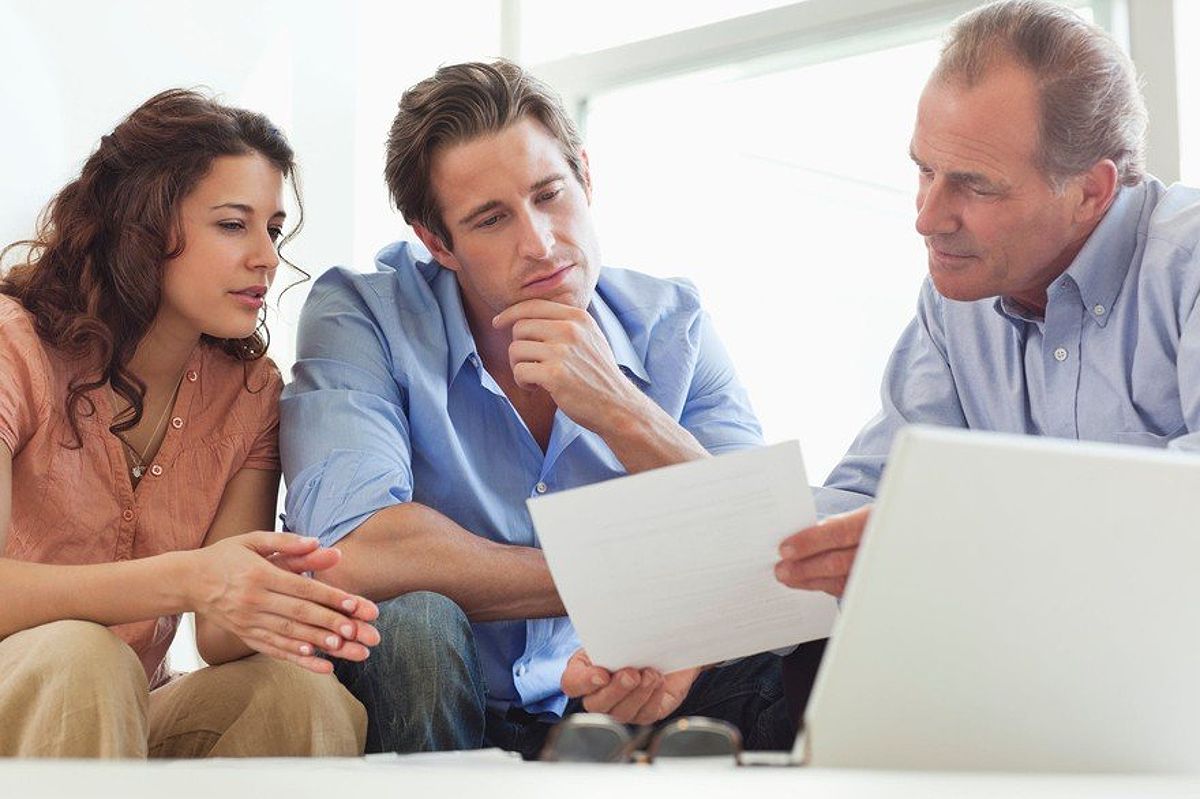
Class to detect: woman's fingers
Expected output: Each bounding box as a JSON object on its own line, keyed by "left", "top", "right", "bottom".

{"left": 239, "top": 531, "right": 322, "bottom": 557}
{"left": 254, "top": 586, "right": 380, "bottom": 649}
{"left": 270, "top": 547, "right": 341, "bottom": 574}
{"left": 243, "top": 628, "right": 335, "bottom": 674}
{"left": 265, "top": 567, "right": 377, "bottom": 619}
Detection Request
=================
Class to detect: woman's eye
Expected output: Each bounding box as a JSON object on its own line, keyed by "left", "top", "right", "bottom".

{"left": 268, "top": 227, "right": 284, "bottom": 242}
{"left": 219, "top": 220, "right": 246, "bottom": 232}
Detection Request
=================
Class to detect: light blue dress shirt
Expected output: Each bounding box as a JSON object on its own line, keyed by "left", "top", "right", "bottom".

{"left": 817, "top": 178, "right": 1200, "bottom": 516}
{"left": 280, "top": 241, "right": 763, "bottom": 717}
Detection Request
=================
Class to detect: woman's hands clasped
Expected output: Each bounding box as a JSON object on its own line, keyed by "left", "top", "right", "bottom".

{"left": 188, "top": 532, "right": 380, "bottom": 674}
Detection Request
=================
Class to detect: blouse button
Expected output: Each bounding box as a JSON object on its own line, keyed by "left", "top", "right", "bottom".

{"left": 122, "top": 509, "right": 135, "bottom": 522}
{"left": 186, "top": 370, "right": 198, "bottom": 382}
{"left": 149, "top": 464, "right": 164, "bottom": 477}
{"left": 171, "top": 417, "right": 183, "bottom": 429}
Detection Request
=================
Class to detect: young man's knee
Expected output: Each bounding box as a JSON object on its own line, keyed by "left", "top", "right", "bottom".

{"left": 372, "top": 591, "right": 478, "bottom": 667}
{"left": 335, "top": 591, "right": 487, "bottom": 753}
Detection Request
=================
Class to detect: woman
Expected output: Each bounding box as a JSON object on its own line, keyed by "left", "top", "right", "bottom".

{"left": 0, "top": 89, "right": 378, "bottom": 758}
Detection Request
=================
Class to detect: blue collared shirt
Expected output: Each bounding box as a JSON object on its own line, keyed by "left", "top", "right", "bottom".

{"left": 817, "top": 178, "right": 1200, "bottom": 515}
{"left": 280, "top": 241, "right": 763, "bottom": 717}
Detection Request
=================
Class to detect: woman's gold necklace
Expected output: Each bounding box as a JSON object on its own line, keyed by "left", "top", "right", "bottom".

{"left": 110, "top": 367, "right": 186, "bottom": 480}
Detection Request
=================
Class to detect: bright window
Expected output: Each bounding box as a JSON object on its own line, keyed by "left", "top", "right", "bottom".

{"left": 519, "top": 0, "right": 801, "bottom": 63}
{"left": 585, "top": 38, "right": 940, "bottom": 482}
{"left": 1177, "top": 0, "right": 1199, "bottom": 184}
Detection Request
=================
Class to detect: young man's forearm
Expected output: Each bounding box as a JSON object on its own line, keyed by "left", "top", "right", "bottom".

{"left": 600, "top": 393, "right": 711, "bottom": 475}
{"left": 320, "top": 502, "right": 565, "bottom": 622}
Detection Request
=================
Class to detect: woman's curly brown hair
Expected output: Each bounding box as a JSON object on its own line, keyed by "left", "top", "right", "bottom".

{"left": 0, "top": 88, "right": 304, "bottom": 446}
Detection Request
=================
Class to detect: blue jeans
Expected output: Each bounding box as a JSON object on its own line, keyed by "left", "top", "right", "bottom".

{"left": 335, "top": 591, "right": 800, "bottom": 757}
{"left": 332, "top": 592, "right": 487, "bottom": 753}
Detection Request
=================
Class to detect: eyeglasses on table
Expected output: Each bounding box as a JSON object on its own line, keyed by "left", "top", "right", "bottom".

{"left": 540, "top": 713, "right": 744, "bottom": 764}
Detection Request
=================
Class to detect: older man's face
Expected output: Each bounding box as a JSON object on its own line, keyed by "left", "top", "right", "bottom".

{"left": 910, "top": 59, "right": 1086, "bottom": 312}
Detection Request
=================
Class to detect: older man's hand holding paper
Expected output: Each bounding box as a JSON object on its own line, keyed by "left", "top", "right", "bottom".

{"left": 529, "top": 441, "right": 838, "bottom": 724}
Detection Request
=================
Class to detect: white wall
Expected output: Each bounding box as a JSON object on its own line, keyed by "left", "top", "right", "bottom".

{"left": 0, "top": 0, "right": 501, "bottom": 367}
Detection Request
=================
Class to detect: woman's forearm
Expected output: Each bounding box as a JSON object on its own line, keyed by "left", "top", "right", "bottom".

{"left": 193, "top": 615, "right": 254, "bottom": 665}
{"left": 0, "top": 552, "right": 196, "bottom": 640}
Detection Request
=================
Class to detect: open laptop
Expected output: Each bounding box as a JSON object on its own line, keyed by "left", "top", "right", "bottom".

{"left": 790, "top": 425, "right": 1200, "bottom": 773}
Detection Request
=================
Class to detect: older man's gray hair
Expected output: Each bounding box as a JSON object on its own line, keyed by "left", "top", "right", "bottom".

{"left": 933, "top": 0, "right": 1147, "bottom": 189}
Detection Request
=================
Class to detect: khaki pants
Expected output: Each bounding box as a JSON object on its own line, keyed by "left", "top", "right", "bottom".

{"left": 0, "top": 620, "right": 367, "bottom": 758}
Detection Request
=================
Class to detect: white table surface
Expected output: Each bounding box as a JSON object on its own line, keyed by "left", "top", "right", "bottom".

{"left": 5, "top": 752, "right": 1200, "bottom": 799}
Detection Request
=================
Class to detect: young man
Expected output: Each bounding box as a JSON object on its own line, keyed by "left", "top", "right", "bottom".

{"left": 775, "top": 0, "right": 1200, "bottom": 596}
{"left": 281, "top": 61, "right": 809, "bottom": 757}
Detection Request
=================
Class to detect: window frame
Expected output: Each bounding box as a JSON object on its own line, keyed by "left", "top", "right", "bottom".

{"left": 506, "top": 0, "right": 1181, "bottom": 182}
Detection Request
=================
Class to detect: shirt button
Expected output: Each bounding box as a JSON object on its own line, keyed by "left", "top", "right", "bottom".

{"left": 1093, "top": 304, "right": 1106, "bottom": 316}
{"left": 1053, "top": 347, "right": 1069, "bottom": 362}
{"left": 186, "top": 370, "right": 198, "bottom": 382}
{"left": 122, "top": 509, "right": 135, "bottom": 522}
{"left": 534, "top": 482, "right": 548, "bottom": 494}
{"left": 149, "top": 464, "right": 163, "bottom": 477}
{"left": 171, "top": 416, "right": 183, "bottom": 429}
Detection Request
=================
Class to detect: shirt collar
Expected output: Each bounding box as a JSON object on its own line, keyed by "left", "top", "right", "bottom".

{"left": 430, "top": 264, "right": 651, "bottom": 387}
{"left": 589, "top": 288, "right": 652, "bottom": 386}
{"left": 993, "top": 181, "right": 1146, "bottom": 329}
{"left": 1058, "top": 181, "right": 1145, "bottom": 328}
{"left": 430, "top": 265, "right": 481, "bottom": 379}
{"left": 375, "top": 241, "right": 481, "bottom": 379}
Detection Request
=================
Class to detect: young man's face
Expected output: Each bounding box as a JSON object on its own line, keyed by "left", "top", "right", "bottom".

{"left": 417, "top": 115, "right": 601, "bottom": 323}
{"left": 910, "top": 59, "right": 1088, "bottom": 311}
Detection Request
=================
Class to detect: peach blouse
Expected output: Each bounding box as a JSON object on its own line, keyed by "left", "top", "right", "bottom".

{"left": 0, "top": 296, "right": 282, "bottom": 688}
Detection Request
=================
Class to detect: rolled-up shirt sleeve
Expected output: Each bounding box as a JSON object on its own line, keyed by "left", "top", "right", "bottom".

{"left": 281, "top": 269, "right": 414, "bottom": 547}
{"left": 816, "top": 278, "right": 968, "bottom": 516}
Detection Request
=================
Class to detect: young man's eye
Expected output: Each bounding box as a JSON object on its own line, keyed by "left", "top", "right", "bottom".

{"left": 477, "top": 214, "right": 503, "bottom": 229}
{"left": 536, "top": 188, "right": 563, "bottom": 203}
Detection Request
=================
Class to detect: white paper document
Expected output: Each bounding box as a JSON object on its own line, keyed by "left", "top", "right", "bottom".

{"left": 528, "top": 441, "right": 838, "bottom": 673}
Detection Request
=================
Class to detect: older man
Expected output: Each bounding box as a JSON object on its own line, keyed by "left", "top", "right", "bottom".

{"left": 776, "top": 0, "right": 1200, "bottom": 595}
{"left": 280, "top": 60, "right": 806, "bottom": 757}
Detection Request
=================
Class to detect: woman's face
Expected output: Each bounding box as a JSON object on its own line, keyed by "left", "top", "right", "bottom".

{"left": 157, "top": 152, "right": 286, "bottom": 344}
